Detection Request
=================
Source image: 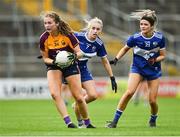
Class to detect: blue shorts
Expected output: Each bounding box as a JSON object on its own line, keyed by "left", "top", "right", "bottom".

{"left": 47, "top": 63, "right": 79, "bottom": 78}
{"left": 130, "top": 64, "right": 162, "bottom": 80}
{"left": 79, "top": 65, "right": 93, "bottom": 82}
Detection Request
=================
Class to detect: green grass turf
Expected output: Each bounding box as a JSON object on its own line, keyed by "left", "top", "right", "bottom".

{"left": 0, "top": 96, "right": 180, "bottom": 136}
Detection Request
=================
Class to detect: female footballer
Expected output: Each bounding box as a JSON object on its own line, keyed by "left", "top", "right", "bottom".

{"left": 106, "top": 9, "right": 166, "bottom": 128}
{"left": 39, "top": 11, "right": 95, "bottom": 128}
{"left": 72, "top": 17, "right": 117, "bottom": 127}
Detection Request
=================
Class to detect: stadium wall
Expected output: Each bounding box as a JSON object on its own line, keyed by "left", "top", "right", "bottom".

{"left": 0, "top": 77, "right": 179, "bottom": 99}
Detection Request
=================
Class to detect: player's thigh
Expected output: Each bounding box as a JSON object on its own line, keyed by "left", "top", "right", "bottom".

{"left": 47, "top": 70, "right": 62, "bottom": 94}
{"left": 66, "top": 74, "right": 82, "bottom": 97}
{"left": 127, "top": 73, "right": 142, "bottom": 94}
{"left": 82, "top": 80, "right": 96, "bottom": 96}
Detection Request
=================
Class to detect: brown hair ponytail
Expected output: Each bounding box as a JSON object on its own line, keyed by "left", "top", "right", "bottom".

{"left": 40, "top": 11, "right": 73, "bottom": 36}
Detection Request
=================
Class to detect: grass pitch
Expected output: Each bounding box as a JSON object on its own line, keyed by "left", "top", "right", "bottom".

{"left": 0, "top": 95, "right": 180, "bottom": 136}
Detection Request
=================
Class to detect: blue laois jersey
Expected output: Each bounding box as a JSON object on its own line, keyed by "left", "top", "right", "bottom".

{"left": 74, "top": 31, "right": 107, "bottom": 64}
{"left": 74, "top": 31, "right": 107, "bottom": 82}
{"left": 127, "top": 31, "right": 165, "bottom": 68}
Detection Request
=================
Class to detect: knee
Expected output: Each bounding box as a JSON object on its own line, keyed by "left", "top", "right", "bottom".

{"left": 88, "top": 93, "right": 98, "bottom": 102}
{"left": 74, "top": 95, "right": 84, "bottom": 104}
{"left": 51, "top": 92, "right": 59, "bottom": 100}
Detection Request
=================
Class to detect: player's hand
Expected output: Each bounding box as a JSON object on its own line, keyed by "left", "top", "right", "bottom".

{"left": 110, "top": 76, "right": 117, "bottom": 93}
{"left": 52, "top": 58, "right": 58, "bottom": 65}
{"left": 109, "top": 58, "right": 118, "bottom": 66}
{"left": 148, "top": 57, "right": 156, "bottom": 65}
{"left": 67, "top": 53, "right": 77, "bottom": 61}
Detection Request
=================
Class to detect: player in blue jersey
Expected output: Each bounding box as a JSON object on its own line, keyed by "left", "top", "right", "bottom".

{"left": 106, "top": 10, "right": 166, "bottom": 128}
{"left": 71, "top": 17, "right": 117, "bottom": 127}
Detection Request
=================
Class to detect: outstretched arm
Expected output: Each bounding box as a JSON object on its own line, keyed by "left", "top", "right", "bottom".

{"left": 110, "top": 45, "right": 131, "bottom": 65}
{"left": 101, "top": 57, "right": 114, "bottom": 77}
{"left": 101, "top": 57, "right": 117, "bottom": 93}
{"left": 115, "top": 45, "right": 131, "bottom": 60}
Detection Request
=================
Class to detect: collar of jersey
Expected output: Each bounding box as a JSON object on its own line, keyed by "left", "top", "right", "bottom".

{"left": 140, "top": 32, "right": 155, "bottom": 40}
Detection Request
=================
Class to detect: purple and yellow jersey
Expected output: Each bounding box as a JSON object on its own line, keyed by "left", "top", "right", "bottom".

{"left": 127, "top": 31, "right": 165, "bottom": 68}
{"left": 39, "top": 31, "right": 79, "bottom": 59}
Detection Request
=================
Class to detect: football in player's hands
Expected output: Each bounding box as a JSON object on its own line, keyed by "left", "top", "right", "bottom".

{"left": 55, "top": 51, "right": 75, "bottom": 68}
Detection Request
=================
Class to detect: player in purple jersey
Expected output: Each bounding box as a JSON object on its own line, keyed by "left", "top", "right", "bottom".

{"left": 70, "top": 17, "right": 117, "bottom": 127}
{"left": 39, "top": 11, "right": 95, "bottom": 128}
{"left": 106, "top": 10, "right": 166, "bottom": 128}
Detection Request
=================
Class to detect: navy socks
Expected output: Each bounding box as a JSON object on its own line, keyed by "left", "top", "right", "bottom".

{"left": 113, "top": 109, "right": 123, "bottom": 124}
